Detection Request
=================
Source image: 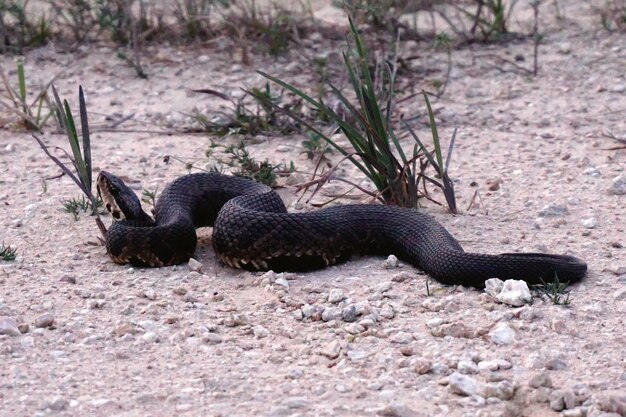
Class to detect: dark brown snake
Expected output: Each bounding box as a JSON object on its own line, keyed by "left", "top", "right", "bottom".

{"left": 97, "top": 171, "right": 587, "bottom": 288}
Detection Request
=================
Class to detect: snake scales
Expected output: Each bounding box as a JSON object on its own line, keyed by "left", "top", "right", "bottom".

{"left": 97, "top": 171, "right": 587, "bottom": 288}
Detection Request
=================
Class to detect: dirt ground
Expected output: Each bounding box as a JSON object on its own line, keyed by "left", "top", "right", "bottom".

{"left": 1, "top": 1, "right": 625, "bottom": 416}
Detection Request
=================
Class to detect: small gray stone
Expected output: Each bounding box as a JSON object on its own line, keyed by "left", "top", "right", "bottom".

{"left": 342, "top": 305, "right": 358, "bottom": 322}
{"left": 608, "top": 174, "right": 626, "bottom": 195}
{"left": 253, "top": 325, "right": 269, "bottom": 338}
{"left": 538, "top": 203, "right": 569, "bottom": 217}
{"left": 301, "top": 304, "right": 316, "bottom": 319}
{"left": 448, "top": 372, "right": 480, "bottom": 396}
{"left": 34, "top": 313, "right": 55, "bottom": 329}
{"left": 48, "top": 396, "right": 68, "bottom": 411}
{"left": 187, "top": 258, "right": 203, "bottom": 272}
{"left": 143, "top": 289, "right": 156, "bottom": 300}
{"left": 389, "top": 331, "right": 413, "bottom": 344}
{"left": 458, "top": 360, "right": 479, "bottom": 375}
{"left": 328, "top": 289, "right": 346, "bottom": 304}
{"left": 613, "top": 288, "right": 626, "bottom": 301}
{"left": 203, "top": 333, "right": 223, "bottom": 344}
{"left": 319, "top": 341, "right": 341, "bottom": 359}
{"left": 528, "top": 372, "right": 553, "bottom": 388}
{"left": 376, "top": 402, "right": 421, "bottom": 417}
{"left": 0, "top": 316, "right": 21, "bottom": 336}
{"left": 483, "top": 380, "right": 516, "bottom": 400}
{"left": 550, "top": 390, "right": 566, "bottom": 411}
{"left": 488, "top": 323, "right": 515, "bottom": 345}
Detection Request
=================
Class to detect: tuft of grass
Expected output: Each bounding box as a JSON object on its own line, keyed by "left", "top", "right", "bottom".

{"left": 206, "top": 140, "right": 295, "bottom": 186}
{"left": 116, "top": 50, "right": 148, "bottom": 79}
{"left": 190, "top": 83, "right": 302, "bottom": 137}
{"left": 0, "top": 60, "right": 56, "bottom": 131}
{"left": 62, "top": 195, "right": 104, "bottom": 221}
{"left": 33, "top": 86, "right": 106, "bottom": 237}
{"left": 597, "top": 0, "right": 626, "bottom": 31}
{"left": 141, "top": 187, "right": 159, "bottom": 208}
{"left": 301, "top": 131, "right": 333, "bottom": 161}
{"left": 259, "top": 17, "right": 457, "bottom": 211}
{"left": 532, "top": 275, "right": 571, "bottom": 306}
{"left": 0, "top": 243, "right": 17, "bottom": 261}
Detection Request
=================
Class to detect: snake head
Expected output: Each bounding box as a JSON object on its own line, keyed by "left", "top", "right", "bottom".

{"left": 97, "top": 171, "right": 152, "bottom": 223}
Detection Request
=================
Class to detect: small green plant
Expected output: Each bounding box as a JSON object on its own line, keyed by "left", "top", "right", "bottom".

{"left": 260, "top": 17, "right": 457, "bottom": 211}
{"left": 0, "top": 243, "right": 17, "bottom": 261}
{"left": 206, "top": 140, "right": 294, "bottom": 186}
{"left": 141, "top": 187, "right": 158, "bottom": 207}
{"left": 33, "top": 85, "right": 106, "bottom": 237}
{"left": 191, "top": 83, "right": 301, "bottom": 136}
{"left": 597, "top": 0, "right": 626, "bottom": 31}
{"left": 0, "top": 61, "right": 55, "bottom": 131}
{"left": 302, "top": 131, "right": 333, "bottom": 161}
{"left": 116, "top": 50, "right": 148, "bottom": 79}
{"left": 532, "top": 275, "right": 571, "bottom": 306}
{"left": 0, "top": 0, "right": 52, "bottom": 52}
{"left": 62, "top": 195, "right": 104, "bottom": 221}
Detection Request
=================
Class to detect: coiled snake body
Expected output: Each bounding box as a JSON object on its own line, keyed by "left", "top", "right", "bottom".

{"left": 97, "top": 171, "right": 587, "bottom": 288}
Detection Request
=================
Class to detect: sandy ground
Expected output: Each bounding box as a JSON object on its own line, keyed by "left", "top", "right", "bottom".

{"left": 1, "top": 1, "right": 625, "bottom": 416}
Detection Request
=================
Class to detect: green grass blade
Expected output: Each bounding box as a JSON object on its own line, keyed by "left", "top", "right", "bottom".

{"left": 63, "top": 99, "right": 89, "bottom": 191}
{"left": 78, "top": 86, "right": 92, "bottom": 192}
{"left": 51, "top": 85, "right": 67, "bottom": 131}
{"left": 422, "top": 91, "right": 444, "bottom": 171}
{"left": 17, "top": 61, "right": 26, "bottom": 103}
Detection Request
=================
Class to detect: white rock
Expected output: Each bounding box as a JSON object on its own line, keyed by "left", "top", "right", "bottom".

{"left": 328, "top": 289, "right": 346, "bottom": 304}
{"left": 496, "top": 280, "right": 532, "bottom": 306}
{"left": 389, "top": 331, "right": 413, "bottom": 344}
{"left": 187, "top": 258, "right": 203, "bottom": 272}
{"left": 448, "top": 372, "right": 480, "bottom": 396}
{"left": 613, "top": 288, "right": 626, "bottom": 301}
{"left": 253, "top": 325, "right": 270, "bottom": 338}
{"left": 142, "top": 332, "right": 159, "bottom": 343}
{"left": 484, "top": 278, "right": 504, "bottom": 298}
{"left": 457, "top": 360, "right": 479, "bottom": 375}
{"left": 0, "top": 316, "right": 21, "bottom": 336}
{"left": 582, "top": 217, "right": 598, "bottom": 229}
{"left": 382, "top": 255, "right": 399, "bottom": 269}
{"left": 608, "top": 174, "right": 626, "bottom": 195}
{"left": 319, "top": 341, "right": 341, "bottom": 359}
{"left": 489, "top": 323, "right": 516, "bottom": 345}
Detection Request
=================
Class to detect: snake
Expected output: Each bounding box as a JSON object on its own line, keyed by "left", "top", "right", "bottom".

{"left": 96, "top": 171, "right": 587, "bottom": 288}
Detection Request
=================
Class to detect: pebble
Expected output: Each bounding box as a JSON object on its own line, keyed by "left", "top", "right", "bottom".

{"left": 187, "top": 258, "right": 203, "bottom": 273}
{"left": 488, "top": 323, "right": 516, "bottom": 345}
{"left": 382, "top": 255, "right": 399, "bottom": 269}
{"left": 143, "top": 289, "right": 157, "bottom": 300}
{"left": 328, "top": 289, "right": 346, "bottom": 304}
{"left": 483, "top": 380, "right": 516, "bottom": 400}
{"left": 582, "top": 217, "right": 598, "bottom": 229}
{"left": 528, "top": 372, "right": 553, "bottom": 388}
{"left": 496, "top": 280, "right": 532, "bottom": 306}
{"left": 613, "top": 288, "right": 626, "bottom": 301}
{"left": 0, "top": 316, "right": 21, "bottom": 336}
{"left": 202, "top": 333, "right": 223, "bottom": 344}
{"left": 253, "top": 325, "right": 269, "bottom": 338}
{"left": 608, "top": 174, "right": 626, "bottom": 195}
{"left": 319, "top": 341, "right": 342, "bottom": 359}
{"left": 142, "top": 332, "right": 159, "bottom": 343}
{"left": 538, "top": 203, "right": 569, "bottom": 217}
{"left": 458, "top": 360, "right": 479, "bottom": 375}
{"left": 484, "top": 278, "right": 504, "bottom": 298}
{"left": 448, "top": 372, "right": 480, "bottom": 396}
{"left": 414, "top": 358, "right": 432, "bottom": 374}
{"left": 342, "top": 305, "right": 358, "bottom": 322}
{"left": 34, "top": 313, "right": 55, "bottom": 329}
{"left": 376, "top": 402, "right": 420, "bottom": 417}
{"left": 431, "top": 322, "right": 478, "bottom": 339}
{"left": 478, "top": 359, "right": 512, "bottom": 371}
{"left": 48, "top": 396, "right": 68, "bottom": 411}
{"left": 389, "top": 331, "right": 413, "bottom": 344}
{"left": 322, "top": 307, "right": 340, "bottom": 321}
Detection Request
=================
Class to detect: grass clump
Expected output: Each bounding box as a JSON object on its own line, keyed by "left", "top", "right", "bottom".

{"left": 597, "top": 0, "right": 626, "bottom": 31}
{"left": 62, "top": 195, "right": 104, "bottom": 221}
{"left": 532, "top": 275, "right": 571, "bottom": 306}
{"left": 33, "top": 86, "right": 106, "bottom": 237}
{"left": 191, "top": 83, "right": 302, "bottom": 137}
{"left": 206, "top": 140, "right": 295, "bottom": 186}
{"left": 0, "top": 243, "right": 17, "bottom": 261}
{"left": 260, "top": 17, "right": 457, "bottom": 211}
{"left": 0, "top": 60, "right": 55, "bottom": 131}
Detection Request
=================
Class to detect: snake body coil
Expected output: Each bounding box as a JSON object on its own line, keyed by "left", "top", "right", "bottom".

{"left": 97, "top": 171, "right": 587, "bottom": 288}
